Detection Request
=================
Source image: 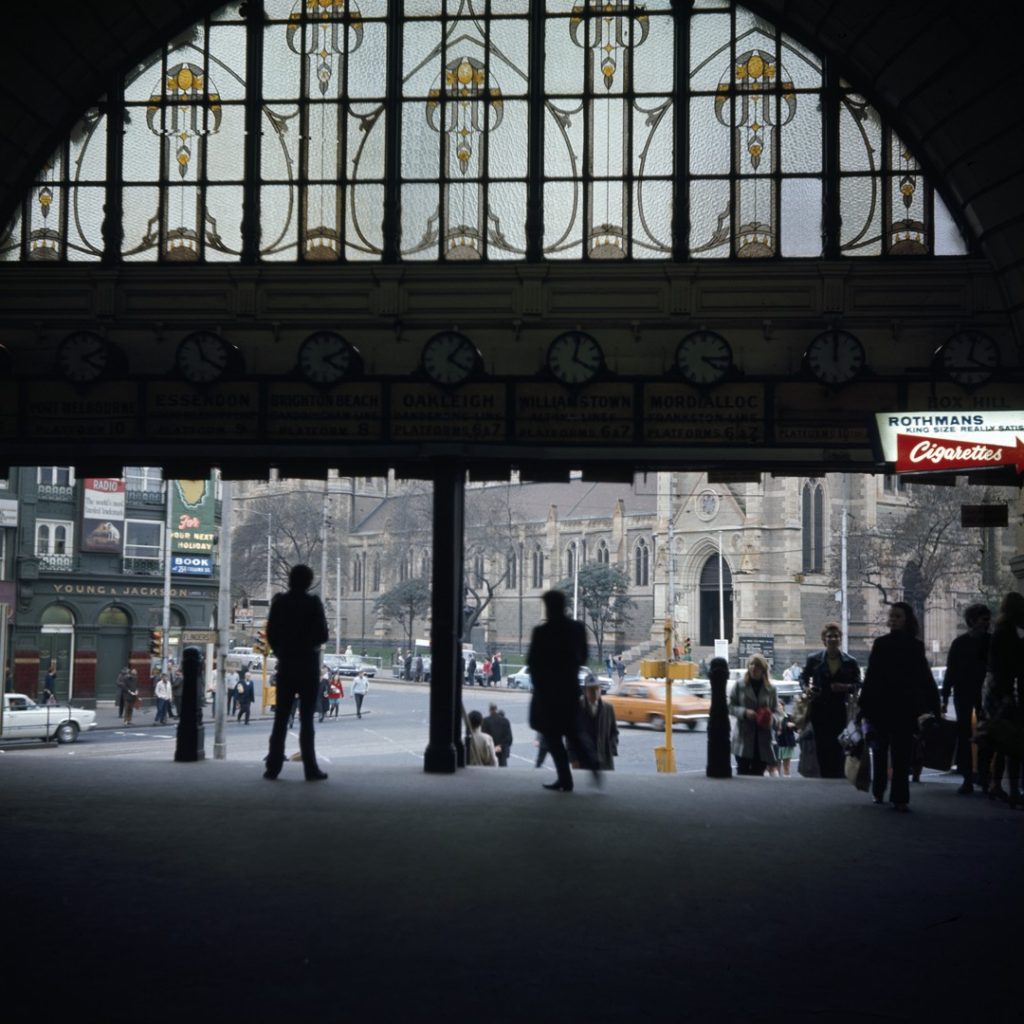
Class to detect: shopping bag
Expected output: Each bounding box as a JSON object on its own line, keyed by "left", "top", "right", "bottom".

{"left": 844, "top": 749, "right": 870, "bottom": 791}
{"left": 920, "top": 716, "right": 957, "bottom": 771}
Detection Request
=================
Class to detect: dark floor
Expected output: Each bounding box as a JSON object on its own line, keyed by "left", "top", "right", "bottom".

{"left": 3, "top": 753, "right": 1020, "bottom": 1023}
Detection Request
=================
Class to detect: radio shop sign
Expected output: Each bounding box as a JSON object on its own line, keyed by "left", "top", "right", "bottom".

{"left": 875, "top": 410, "right": 1024, "bottom": 475}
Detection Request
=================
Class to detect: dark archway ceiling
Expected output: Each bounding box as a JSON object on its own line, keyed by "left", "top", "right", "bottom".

{"left": 1, "top": 1, "right": 1021, "bottom": 345}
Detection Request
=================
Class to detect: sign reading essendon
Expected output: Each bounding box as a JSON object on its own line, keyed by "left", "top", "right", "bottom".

{"left": 875, "top": 411, "right": 1024, "bottom": 474}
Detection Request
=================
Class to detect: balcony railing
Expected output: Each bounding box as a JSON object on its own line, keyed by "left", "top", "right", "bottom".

{"left": 122, "top": 556, "right": 163, "bottom": 576}
{"left": 37, "top": 484, "right": 74, "bottom": 502}
{"left": 38, "top": 553, "right": 79, "bottom": 572}
{"left": 126, "top": 488, "right": 166, "bottom": 506}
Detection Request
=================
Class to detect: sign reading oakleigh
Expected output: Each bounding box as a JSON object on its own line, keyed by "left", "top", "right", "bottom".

{"left": 875, "top": 410, "right": 1024, "bottom": 474}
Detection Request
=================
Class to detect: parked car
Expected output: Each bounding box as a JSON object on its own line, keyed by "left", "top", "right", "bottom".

{"left": 603, "top": 679, "right": 710, "bottom": 730}
{"left": 0, "top": 693, "right": 97, "bottom": 744}
{"left": 323, "top": 654, "right": 377, "bottom": 677}
{"left": 507, "top": 668, "right": 532, "bottom": 691}
{"left": 505, "top": 668, "right": 610, "bottom": 693}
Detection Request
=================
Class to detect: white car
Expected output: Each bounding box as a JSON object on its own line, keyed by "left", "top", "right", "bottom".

{"left": 323, "top": 654, "right": 377, "bottom": 677}
{"left": 0, "top": 693, "right": 97, "bottom": 744}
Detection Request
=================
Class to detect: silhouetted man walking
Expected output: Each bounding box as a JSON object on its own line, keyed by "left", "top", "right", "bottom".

{"left": 263, "top": 564, "right": 329, "bottom": 782}
{"left": 527, "top": 590, "right": 593, "bottom": 792}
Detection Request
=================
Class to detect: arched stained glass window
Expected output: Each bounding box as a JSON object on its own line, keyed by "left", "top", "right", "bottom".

{"left": 801, "top": 480, "right": 824, "bottom": 573}
{"left": 0, "top": 1, "right": 969, "bottom": 263}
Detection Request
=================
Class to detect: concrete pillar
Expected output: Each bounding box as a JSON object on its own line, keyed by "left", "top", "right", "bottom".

{"left": 424, "top": 464, "right": 465, "bottom": 774}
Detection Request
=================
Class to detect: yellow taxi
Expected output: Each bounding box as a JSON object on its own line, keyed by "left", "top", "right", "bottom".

{"left": 603, "top": 678, "right": 710, "bottom": 731}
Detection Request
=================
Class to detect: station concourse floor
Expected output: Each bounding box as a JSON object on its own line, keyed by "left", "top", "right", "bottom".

{"left": 2, "top": 751, "right": 1020, "bottom": 1023}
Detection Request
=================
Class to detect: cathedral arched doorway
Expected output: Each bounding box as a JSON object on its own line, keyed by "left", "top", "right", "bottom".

{"left": 699, "top": 555, "right": 734, "bottom": 647}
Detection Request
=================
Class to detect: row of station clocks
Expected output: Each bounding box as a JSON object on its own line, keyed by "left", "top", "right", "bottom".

{"left": 25, "top": 324, "right": 1004, "bottom": 389}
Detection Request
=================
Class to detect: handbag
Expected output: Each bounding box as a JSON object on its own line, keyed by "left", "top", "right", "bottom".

{"left": 792, "top": 691, "right": 812, "bottom": 730}
{"left": 844, "top": 747, "right": 870, "bottom": 791}
{"left": 797, "top": 727, "right": 820, "bottom": 778}
{"left": 837, "top": 718, "right": 863, "bottom": 753}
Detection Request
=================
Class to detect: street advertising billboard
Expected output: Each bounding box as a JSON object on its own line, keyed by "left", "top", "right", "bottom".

{"left": 170, "top": 477, "right": 216, "bottom": 554}
{"left": 875, "top": 410, "right": 1024, "bottom": 475}
{"left": 81, "top": 477, "right": 126, "bottom": 553}
{"left": 171, "top": 554, "right": 213, "bottom": 576}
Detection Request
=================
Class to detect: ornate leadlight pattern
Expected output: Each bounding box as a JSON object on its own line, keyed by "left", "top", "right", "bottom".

{"left": 0, "top": 1, "right": 968, "bottom": 263}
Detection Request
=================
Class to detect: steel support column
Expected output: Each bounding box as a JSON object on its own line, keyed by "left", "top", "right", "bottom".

{"left": 423, "top": 463, "right": 465, "bottom": 773}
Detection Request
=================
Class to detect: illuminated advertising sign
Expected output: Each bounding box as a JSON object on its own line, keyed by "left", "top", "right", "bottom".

{"left": 875, "top": 411, "right": 1024, "bottom": 475}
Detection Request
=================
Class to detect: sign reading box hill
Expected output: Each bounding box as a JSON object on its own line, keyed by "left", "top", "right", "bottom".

{"left": 875, "top": 410, "right": 1024, "bottom": 475}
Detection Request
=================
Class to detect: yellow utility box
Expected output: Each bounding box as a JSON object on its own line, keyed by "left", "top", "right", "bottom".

{"left": 641, "top": 658, "right": 667, "bottom": 678}
{"left": 655, "top": 745, "right": 677, "bottom": 772}
{"left": 667, "top": 662, "right": 698, "bottom": 680}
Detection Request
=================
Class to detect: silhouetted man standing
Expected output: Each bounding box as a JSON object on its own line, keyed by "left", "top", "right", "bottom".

{"left": 527, "top": 590, "right": 593, "bottom": 792}
{"left": 263, "top": 564, "right": 329, "bottom": 782}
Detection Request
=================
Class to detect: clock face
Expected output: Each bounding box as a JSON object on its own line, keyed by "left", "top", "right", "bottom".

{"left": 804, "top": 329, "right": 865, "bottom": 385}
{"left": 56, "top": 331, "right": 110, "bottom": 383}
{"left": 297, "top": 331, "right": 358, "bottom": 386}
{"left": 176, "top": 331, "right": 238, "bottom": 385}
{"left": 546, "top": 330, "right": 604, "bottom": 386}
{"left": 938, "top": 331, "right": 999, "bottom": 386}
{"left": 675, "top": 330, "right": 733, "bottom": 386}
{"left": 421, "top": 331, "right": 481, "bottom": 386}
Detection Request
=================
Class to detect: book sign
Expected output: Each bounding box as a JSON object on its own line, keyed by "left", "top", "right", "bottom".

{"left": 875, "top": 410, "right": 1024, "bottom": 475}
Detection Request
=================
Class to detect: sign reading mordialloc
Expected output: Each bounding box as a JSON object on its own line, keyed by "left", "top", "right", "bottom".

{"left": 875, "top": 410, "right": 1024, "bottom": 475}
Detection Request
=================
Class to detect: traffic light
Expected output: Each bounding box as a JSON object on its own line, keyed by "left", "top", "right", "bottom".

{"left": 150, "top": 628, "right": 163, "bottom": 656}
{"left": 253, "top": 629, "right": 268, "bottom": 656}
{"left": 683, "top": 636, "right": 692, "bottom": 660}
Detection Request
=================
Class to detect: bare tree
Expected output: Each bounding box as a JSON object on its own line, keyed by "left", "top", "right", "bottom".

{"left": 373, "top": 578, "right": 432, "bottom": 652}
{"left": 462, "top": 484, "right": 518, "bottom": 639}
{"left": 231, "top": 487, "right": 329, "bottom": 607}
{"left": 833, "top": 481, "right": 1014, "bottom": 637}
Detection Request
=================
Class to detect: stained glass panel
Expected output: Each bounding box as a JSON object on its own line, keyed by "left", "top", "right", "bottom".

{"left": 689, "top": 177, "right": 731, "bottom": 257}
{"left": 633, "top": 178, "right": 673, "bottom": 256}
{"left": 121, "top": 185, "right": 162, "bottom": 260}
{"left": 839, "top": 176, "right": 881, "bottom": 255}
{"left": 839, "top": 94, "right": 881, "bottom": 173}
{"left": 7, "top": 2, "right": 972, "bottom": 263}
{"left": 780, "top": 178, "right": 821, "bottom": 256}
{"left": 634, "top": 98, "right": 673, "bottom": 176}
{"left": 543, "top": 181, "right": 583, "bottom": 258}
{"left": 68, "top": 185, "right": 105, "bottom": 260}
{"left": 690, "top": 97, "right": 729, "bottom": 175}
{"left": 71, "top": 111, "right": 107, "bottom": 182}
{"left": 689, "top": 12, "right": 732, "bottom": 93}
{"left": 204, "top": 185, "right": 244, "bottom": 259}
{"left": 779, "top": 100, "right": 822, "bottom": 174}
{"left": 347, "top": 184, "right": 385, "bottom": 259}
{"left": 208, "top": 26, "right": 247, "bottom": 101}
{"left": 934, "top": 193, "right": 968, "bottom": 256}
{"left": 260, "top": 183, "right": 298, "bottom": 260}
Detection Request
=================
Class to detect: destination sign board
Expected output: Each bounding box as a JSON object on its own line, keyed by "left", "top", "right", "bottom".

{"left": 144, "top": 382, "right": 260, "bottom": 438}
{"left": 267, "top": 382, "right": 384, "bottom": 440}
{"left": 775, "top": 382, "right": 897, "bottom": 445}
{"left": 515, "top": 383, "right": 635, "bottom": 444}
{"left": 22, "top": 382, "right": 138, "bottom": 439}
{"left": 390, "top": 383, "right": 507, "bottom": 442}
{"left": 642, "top": 383, "right": 763, "bottom": 444}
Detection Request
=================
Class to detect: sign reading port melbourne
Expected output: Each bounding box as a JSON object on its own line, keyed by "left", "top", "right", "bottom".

{"left": 875, "top": 410, "right": 1024, "bottom": 475}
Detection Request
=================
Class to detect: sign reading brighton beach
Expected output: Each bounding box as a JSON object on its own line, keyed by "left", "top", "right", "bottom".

{"left": 875, "top": 411, "right": 1024, "bottom": 475}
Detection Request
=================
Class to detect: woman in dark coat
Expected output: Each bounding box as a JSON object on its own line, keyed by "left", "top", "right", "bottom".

{"left": 858, "top": 602, "right": 939, "bottom": 812}
{"left": 984, "top": 591, "right": 1024, "bottom": 808}
{"left": 799, "top": 622, "right": 862, "bottom": 778}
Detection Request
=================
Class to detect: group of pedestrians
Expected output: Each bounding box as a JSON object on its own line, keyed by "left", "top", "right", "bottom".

{"left": 466, "top": 702, "right": 513, "bottom": 766}
{"left": 728, "top": 592, "right": 1023, "bottom": 814}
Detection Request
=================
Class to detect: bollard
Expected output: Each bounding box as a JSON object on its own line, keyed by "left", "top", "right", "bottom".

{"left": 706, "top": 656, "right": 732, "bottom": 777}
{"left": 174, "top": 645, "right": 206, "bottom": 762}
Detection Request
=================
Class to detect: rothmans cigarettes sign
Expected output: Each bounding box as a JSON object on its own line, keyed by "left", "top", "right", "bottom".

{"left": 875, "top": 411, "right": 1024, "bottom": 475}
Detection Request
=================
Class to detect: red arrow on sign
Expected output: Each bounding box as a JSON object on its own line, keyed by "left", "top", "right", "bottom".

{"left": 895, "top": 433, "right": 1024, "bottom": 474}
